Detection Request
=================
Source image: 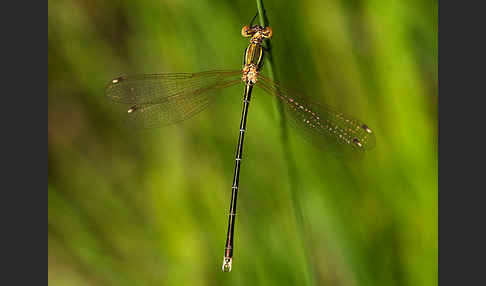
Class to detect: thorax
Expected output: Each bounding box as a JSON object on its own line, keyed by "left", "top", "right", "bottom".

{"left": 241, "top": 43, "right": 263, "bottom": 84}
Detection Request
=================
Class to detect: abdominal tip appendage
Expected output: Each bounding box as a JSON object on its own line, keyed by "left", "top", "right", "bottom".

{"left": 222, "top": 257, "right": 232, "bottom": 272}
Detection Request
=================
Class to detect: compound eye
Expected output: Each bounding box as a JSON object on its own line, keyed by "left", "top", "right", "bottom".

{"left": 263, "top": 26, "right": 273, "bottom": 38}
{"left": 241, "top": 25, "right": 252, "bottom": 37}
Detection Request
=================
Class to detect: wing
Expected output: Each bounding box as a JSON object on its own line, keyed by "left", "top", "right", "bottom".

{"left": 105, "top": 70, "right": 243, "bottom": 128}
{"left": 256, "top": 74, "right": 375, "bottom": 151}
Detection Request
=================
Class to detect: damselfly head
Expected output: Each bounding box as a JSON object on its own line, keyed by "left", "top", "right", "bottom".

{"left": 241, "top": 25, "right": 273, "bottom": 43}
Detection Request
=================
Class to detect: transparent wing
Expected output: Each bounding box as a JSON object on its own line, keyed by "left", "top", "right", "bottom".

{"left": 256, "top": 74, "right": 376, "bottom": 151}
{"left": 105, "top": 70, "right": 242, "bottom": 128}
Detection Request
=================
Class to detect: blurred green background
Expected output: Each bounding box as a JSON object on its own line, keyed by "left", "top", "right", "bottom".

{"left": 48, "top": 0, "right": 437, "bottom": 285}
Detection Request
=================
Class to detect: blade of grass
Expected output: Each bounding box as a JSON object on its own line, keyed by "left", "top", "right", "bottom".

{"left": 255, "top": 1, "right": 315, "bottom": 285}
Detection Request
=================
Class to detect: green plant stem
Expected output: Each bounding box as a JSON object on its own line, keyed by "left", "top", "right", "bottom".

{"left": 255, "top": 1, "right": 315, "bottom": 285}
{"left": 255, "top": 0, "right": 275, "bottom": 81}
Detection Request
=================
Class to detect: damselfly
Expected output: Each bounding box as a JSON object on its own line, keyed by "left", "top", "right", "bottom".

{"left": 106, "top": 24, "right": 375, "bottom": 272}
